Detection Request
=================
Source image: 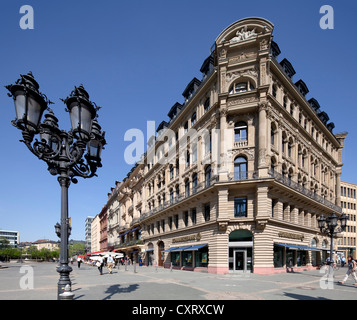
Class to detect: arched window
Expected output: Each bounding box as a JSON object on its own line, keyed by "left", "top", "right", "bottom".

{"left": 288, "top": 138, "right": 293, "bottom": 158}
{"left": 186, "top": 150, "right": 190, "bottom": 167}
{"left": 234, "top": 156, "right": 247, "bottom": 180}
{"left": 229, "top": 80, "right": 255, "bottom": 94}
{"left": 271, "top": 122, "right": 277, "bottom": 146}
{"left": 234, "top": 121, "right": 247, "bottom": 141}
{"left": 270, "top": 157, "right": 277, "bottom": 173}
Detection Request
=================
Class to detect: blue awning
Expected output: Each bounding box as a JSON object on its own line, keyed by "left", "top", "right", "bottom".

{"left": 170, "top": 246, "right": 193, "bottom": 252}
{"left": 183, "top": 244, "right": 207, "bottom": 251}
{"left": 275, "top": 243, "right": 321, "bottom": 251}
{"left": 118, "top": 230, "right": 131, "bottom": 237}
{"left": 162, "top": 247, "right": 176, "bottom": 252}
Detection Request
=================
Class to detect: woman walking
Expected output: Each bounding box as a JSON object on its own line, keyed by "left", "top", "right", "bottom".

{"left": 339, "top": 256, "right": 357, "bottom": 285}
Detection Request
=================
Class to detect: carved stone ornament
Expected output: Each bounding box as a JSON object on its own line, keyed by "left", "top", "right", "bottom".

{"left": 255, "top": 219, "right": 268, "bottom": 230}
{"left": 260, "top": 39, "right": 269, "bottom": 50}
{"left": 219, "top": 48, "right": 227, "bottom": 60}
{"left": 227, "top": 96, "right": 258, "bottom": 107}
{"left": 230, "top": 26, "right": 258, "bottom": 44}
{"left": 226, "top": 67, "right": 258, "bottom": 83}
{"left": 218, "top": 221, "right": 228, "bottom": 231}
{"left": 229, "top": 52, "right": 257, "bottom": 64}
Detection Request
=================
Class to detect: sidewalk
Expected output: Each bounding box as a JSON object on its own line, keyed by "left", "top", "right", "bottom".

{"left": 0, "top": 262, "right": 356, "bottom": 300}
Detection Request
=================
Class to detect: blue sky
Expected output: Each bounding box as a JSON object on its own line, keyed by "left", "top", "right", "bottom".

{"left": 0, "top": 0, "right": 356, "bottom": 242}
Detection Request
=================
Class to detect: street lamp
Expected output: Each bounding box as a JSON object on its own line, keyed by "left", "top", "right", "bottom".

{"left": 318, "top": 212, "right": 348, "bottom": 265}
{"left": 6, "top": 72, "right": 106, "bottom": 299}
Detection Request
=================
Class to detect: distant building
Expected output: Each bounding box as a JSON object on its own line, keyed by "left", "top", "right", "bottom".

{"left": 32, "top": 239, "right": 59, "bottom": 251}
{"left": 339, "top": 181, "right": 357, "bottom": 259}
{"left": 0, "top": 230, "right": 19, "bottom": 248}
{"left": 91, "top": 215, "right": 100, "bottom": 253}
{"left": 85, "top": 216, "right": 94, "bottom": 253}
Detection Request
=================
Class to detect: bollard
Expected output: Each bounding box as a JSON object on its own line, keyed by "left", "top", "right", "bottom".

{"left": 125, "top": 260, "right": 128, "bottom": 271}
{"left": 170, "top": 262, "right": 173, "bottom": 272}
{"left": 58, "top": 284, "right": 75, "bottom": 300}
{"left": 134, "top": 261, "right": 137, "bottom": 273}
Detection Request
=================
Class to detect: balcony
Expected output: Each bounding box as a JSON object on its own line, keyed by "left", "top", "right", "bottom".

{"left": 268, "top": 170, "right": 341, "bottom": 213}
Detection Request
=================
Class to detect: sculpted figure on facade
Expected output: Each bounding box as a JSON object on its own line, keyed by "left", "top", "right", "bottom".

{"left": 230, "top": 26, "right": 258, "bottom": 44}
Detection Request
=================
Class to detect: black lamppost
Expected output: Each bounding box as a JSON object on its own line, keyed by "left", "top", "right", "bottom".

{"left": 6, "top": 72, "right": 106, "bottom": 299}
{"left": 318, "top": 212, "right": 348, "bottom": 265}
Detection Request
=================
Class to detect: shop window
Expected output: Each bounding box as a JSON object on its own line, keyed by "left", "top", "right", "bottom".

{"left": 274, "top": 245, "right": 284, "bottom": 268}
{"left": 297, "top": 251, "right": 307, "bottom": 266}
{"left": 171, "top": 252, "right": 180, "bottom": 267}
{"left": 183, "top": 251, "right": 193, "bottom": 267}
{"left": 195, "top": 247, "right": 208, "bottom": 267}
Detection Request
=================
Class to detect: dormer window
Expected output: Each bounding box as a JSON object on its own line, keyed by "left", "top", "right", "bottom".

{"left": 229, "top": 81, "right": 255, "bottom": 94}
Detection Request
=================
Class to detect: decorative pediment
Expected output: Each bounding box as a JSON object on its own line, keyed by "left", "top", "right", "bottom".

{"left": 216, "top": 17, "right": 274, "bottom": 45}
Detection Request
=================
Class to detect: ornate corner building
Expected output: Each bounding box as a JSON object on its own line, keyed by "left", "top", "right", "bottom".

{"left": 102, "top": 17, "right": 347, "bottom": 274}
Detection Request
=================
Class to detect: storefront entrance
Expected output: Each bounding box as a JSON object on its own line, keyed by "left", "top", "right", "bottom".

{"left": 231, "top": 248, "right": 252, "bottom": 272}
{"left": 229, "top": 230, "right": 253, "bottom": 273}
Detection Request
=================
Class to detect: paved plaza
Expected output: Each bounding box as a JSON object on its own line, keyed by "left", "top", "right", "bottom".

{"left": 0, "top": 261, "right": 356, "bottom": 300}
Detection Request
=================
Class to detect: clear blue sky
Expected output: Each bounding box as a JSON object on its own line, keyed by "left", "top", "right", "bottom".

{"left": 0, "top": 0, "right": 356, "bottom": 242}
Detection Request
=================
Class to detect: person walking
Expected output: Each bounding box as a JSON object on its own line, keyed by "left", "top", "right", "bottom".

{"left": 339, "top": 256, "right": 357, "bottom": 285}
{"left": 97, "top": 254, "right": 104, "bottom": 275}
{"left": 107, "top": 254, "right": 114, "bottom": 274}
{"left": 77, "top": 256, "right": 82, "bottom": 268}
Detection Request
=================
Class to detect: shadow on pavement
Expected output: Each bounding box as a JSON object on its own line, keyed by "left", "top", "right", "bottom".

{"left": 283, "top": 292, "right": 330, "bottom": 300}
{"left": 103, "top": 284, "right": 139, "bottom": 300}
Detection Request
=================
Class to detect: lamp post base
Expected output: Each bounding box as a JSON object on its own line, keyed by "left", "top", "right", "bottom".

{"left": 57, "top": 264, "right": 73, "bottom": 299}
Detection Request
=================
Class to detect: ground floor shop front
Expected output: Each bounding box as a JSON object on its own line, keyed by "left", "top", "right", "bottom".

{"left": 141, "top": 222, "right": 333, "bottom": 274}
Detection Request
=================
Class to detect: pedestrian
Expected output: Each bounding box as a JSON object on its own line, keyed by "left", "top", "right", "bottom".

{"left": 97, "top": 255, "right": 104, "bottom": 275}
{"left": 341, "top": 256, "right": 346, "bottom": 267}
{"left": 77, "top": 256, "right": 82, "bottom": 268}
{"left": 339, "top": 255, "right": 357, "bottom": 285}
{"left": 70, "top": 257, "right": 73, "bottom": 265}
{"left": 107, "top": 254, "right": 114, "bottom": 274}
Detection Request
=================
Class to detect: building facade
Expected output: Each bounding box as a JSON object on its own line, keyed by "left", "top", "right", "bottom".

{"left": 338, "top": 181, "right": 357, "bottom": 259}
{"left": 85, "top": 216, "right": 94, "bottom": 253}
{"left": 0, "top": 230, "right": 19, "bottom": 248}
{"left": 32, "top": 239, "right": 59, "bottom": 251}
{"left": 107, "top": 17, "right": 346, "bottom": 274}
{"left": 91, "top": 214, "right": 101, "bottom": 253}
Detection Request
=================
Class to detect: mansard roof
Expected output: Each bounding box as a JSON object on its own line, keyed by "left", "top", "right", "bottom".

{"left": 182, "top": 77, "right": 201, "bottom": 99}
{"left": 280, "top": 58, "right": 296, "bottom": 78}
{"left": 295, "top": 79, "right": 309, "bottom": 96}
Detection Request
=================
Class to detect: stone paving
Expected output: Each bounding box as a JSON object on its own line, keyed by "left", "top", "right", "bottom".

{"left": 0, "top": 261, "right": 356, "bottom": 300}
